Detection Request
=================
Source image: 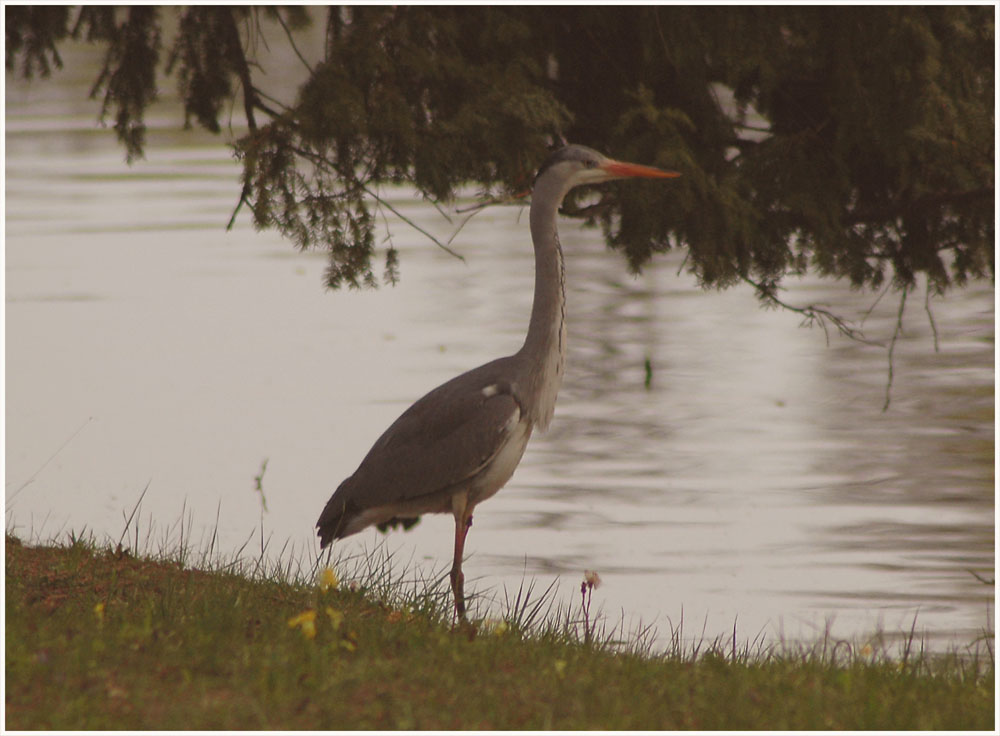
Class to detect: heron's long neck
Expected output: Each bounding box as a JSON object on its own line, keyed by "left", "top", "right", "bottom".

{"left": 519, "top": 180, "right": 567, "bottom": 431}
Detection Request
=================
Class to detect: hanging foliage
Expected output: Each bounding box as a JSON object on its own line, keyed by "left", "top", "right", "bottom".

{"left": 6, "top": 6, "right": 993, "bottom": 296}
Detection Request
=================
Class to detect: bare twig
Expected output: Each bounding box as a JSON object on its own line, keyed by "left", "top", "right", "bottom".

{"left": 226, "top": 180, "right": 255, "bottom": 231}
{"left": 924, "top": 282, "right": 940, "bottom": 353}
{"left": 6, "top": 416, "right": 94, "bottom": 504}
{"left": 285, "top": 142, "right": 466, "bottom": 262}
{"left": 860, "top": 279, "right": 893, "bottom": 326}
{"left": 363, "top": 185, "right": 466, "bottom": 262}
{"left": 882, "top": 285, "right": 909, "bottom": 412}
{"left": 742, "top": 276, "right": 883, "bottom": 348}
{"left": 374, "top": 190, "right": 396, "bottom": 243}
{"left": 225, "top": 9, "right": 258, "bottom": 132}
{"left": 445, "top": 204, "right": 491, "bottom": 248}
{"left": 454, "top": 190, "right": 529, "bottom": 215}
{"left": 969, "top": 569, "right": 995, "bottom": 586}
{"left": 250, "top": 92, "right": 288, "bottom": 120}
{"left": 272, "top": 8, "right": 314, "bottom": 75}
{"left": 675, "top": 248, "right": 690, "bottom": 277}
{"left": 446, "top": 191, "right": 530, "bottom": 247}
{"left": 423, "top": 193, "right": 454, "bottom": 224}
{"left": 244, "top": 7, "right": 268, "bottom": 58}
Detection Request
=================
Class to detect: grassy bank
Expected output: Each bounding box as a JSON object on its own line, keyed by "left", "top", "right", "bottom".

{"left": 5, "top": 533, "right": 993, "bottom": 730}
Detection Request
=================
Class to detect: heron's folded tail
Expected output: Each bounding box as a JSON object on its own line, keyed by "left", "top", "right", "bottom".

{"left": 317, "top": 500, "right": 422, "bottom": 548}
{"left": 316, "top": 495, "right": 351, "bottom": 548}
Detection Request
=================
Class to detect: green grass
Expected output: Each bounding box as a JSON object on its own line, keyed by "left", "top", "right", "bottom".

{"left": 5, "top": 532, "right": 994, "bottom": 730}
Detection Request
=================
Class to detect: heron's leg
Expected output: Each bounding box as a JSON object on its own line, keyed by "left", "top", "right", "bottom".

{"left": 450, "top": 514, "right": 472, "bottom": 618}
{"left": 450, "top": 493, "right": 473, "bottom": 619}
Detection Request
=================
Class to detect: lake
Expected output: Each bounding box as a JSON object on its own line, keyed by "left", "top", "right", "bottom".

{"left": 5, "top": 39, "right": 994, "bottom": 655}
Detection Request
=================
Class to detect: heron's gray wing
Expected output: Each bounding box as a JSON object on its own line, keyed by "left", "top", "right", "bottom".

{"left": 317, "top": 359, "right": 524, "bottom": 544}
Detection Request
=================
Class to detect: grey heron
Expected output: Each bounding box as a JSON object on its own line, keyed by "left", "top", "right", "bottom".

{"left": 317, "top": 144, "right": 679, "bottom": 618}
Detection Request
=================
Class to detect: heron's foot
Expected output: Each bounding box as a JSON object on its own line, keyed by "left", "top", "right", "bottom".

{"left": 450, "top": 566, "right": 466, "bottom": 620}
{"left": 451, "top": 615, "right": 478, "bottom": 639}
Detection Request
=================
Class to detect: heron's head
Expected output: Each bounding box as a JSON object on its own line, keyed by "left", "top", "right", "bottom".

{"left": 534, "top": 144, "right": 679, "bottom": 198}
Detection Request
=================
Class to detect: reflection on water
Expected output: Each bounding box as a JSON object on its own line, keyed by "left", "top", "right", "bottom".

{"left": 5, "top": 44, "right": 993, "bottom": 653}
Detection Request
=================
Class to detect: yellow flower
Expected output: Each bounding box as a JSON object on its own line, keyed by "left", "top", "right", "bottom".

{"left": 94, "top": 601, "right": 105, "bottom": 625}
{"left": 325, "top": 607, "right": 344, "bottom": 631}
{"left": 481, "top": 619, "right": 509, "bottom": 636}
{"left": 318, "top": 567, "right": 339, "bottom": 593}
{"left": 288, "top": 609, "right": 317, "bottom": 640}
{"left": 584, "top": 570, "right": 602, "bottom": 589}
{"left": 339, "top": 630, "right": 359, "bottom": 652}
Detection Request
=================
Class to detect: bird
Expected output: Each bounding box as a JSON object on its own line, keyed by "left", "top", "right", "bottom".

{"left": 317, "top": 144, "right": 679, "bottom": 619}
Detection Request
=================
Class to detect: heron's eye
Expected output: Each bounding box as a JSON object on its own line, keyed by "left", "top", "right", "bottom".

{"left": 584, "top": 159, "right": 598, "bottom": 169}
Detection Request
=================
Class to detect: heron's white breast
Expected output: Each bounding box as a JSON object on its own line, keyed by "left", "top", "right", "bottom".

{"left": 469, "top": 409, "right": 532, "bottom": 507}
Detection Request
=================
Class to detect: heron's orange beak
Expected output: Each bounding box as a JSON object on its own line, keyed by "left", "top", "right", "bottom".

{"left": 600, "top": 159, "right": 680, "bottom": 179}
